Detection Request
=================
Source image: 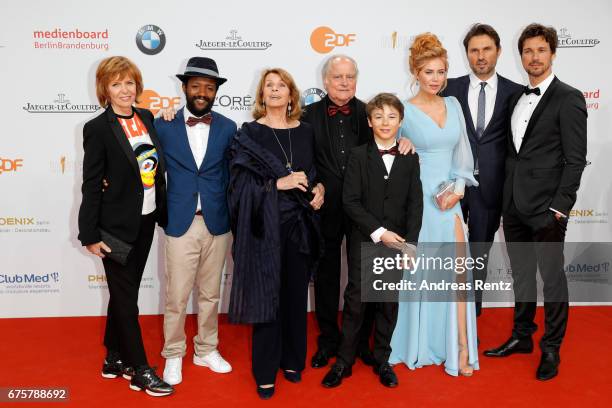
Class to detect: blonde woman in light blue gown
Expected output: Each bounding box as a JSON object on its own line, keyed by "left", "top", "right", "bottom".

{"left": 389, "top": 33, "right": 480, "bottom": 376}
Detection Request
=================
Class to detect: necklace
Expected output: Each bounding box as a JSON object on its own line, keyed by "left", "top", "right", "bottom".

{"left": 270, "top": 126, "right": 293, "bottom": 172}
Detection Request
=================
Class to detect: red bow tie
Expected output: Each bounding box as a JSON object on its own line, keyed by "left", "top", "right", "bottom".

{"left": 186, "top": 114, "right": 212, "bottom": 127}
{"left": 378, "top": 145, "right": 399, "bottom": 156}
{"left": 327, "top": 104, "right": 351, "bottom": 117}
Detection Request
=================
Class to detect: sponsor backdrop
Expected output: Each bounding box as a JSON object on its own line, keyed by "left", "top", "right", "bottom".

{"left": 0, "top": 0, "right": 610, "bottom": 317}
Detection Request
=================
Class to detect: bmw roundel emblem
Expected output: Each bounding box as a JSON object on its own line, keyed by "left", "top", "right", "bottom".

{"left": 136, "top": 24, "right": 166, "bottom": 55}
{"left": 301, "top": 88, "right": 327, "bottom": 107}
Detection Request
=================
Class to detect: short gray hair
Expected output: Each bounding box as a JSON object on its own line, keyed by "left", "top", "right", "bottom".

{"left": 321, "top": 54, "right": 359, "bottom": 82}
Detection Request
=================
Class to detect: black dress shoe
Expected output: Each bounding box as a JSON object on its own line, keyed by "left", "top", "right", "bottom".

{"left": 483, "top": 337, "right": 533, "bottom": 357}
{"left": 322, "top": 362, "right": 352, "bottom": 388}
{"left": 311, "top": 349, "right": 335, "bottom": 368}
{"left": 375, "top": 363, "right": 398, "bottom": 388}
{"left": 357, "top": 349, "right": 376, "bottom": 367}
{"left": 536, "top": 352, "right": 560, "bottom": 381}
{"left": 283, "top": 370, "right": 302, "bottom": 383}
{"left": 256, "top": 385, "right": 275, "bottom": 400}
{"left": 130, "top": 367, "right": 174, "bottom": 397}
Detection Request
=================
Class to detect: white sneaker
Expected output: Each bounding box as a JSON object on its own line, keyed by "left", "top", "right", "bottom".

{"left": 193, "top": 350, "right": 232, "bottom": 373}
{"left": 163, "top": 357, "right": 182, "bottom": 385}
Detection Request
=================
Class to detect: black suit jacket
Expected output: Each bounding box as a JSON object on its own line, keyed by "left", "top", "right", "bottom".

{"left": 78, "top": 107, "right": 167, "bottom": 246}
{"left": 302, "top": 97, "right": 372, "bottom": 213}
{"left": 442, "top": 74, "right": 523, "bottom": 209}
{"left": 503, "top": 76, "right": 587, "bottom": 216}
{"left": 343, "top": 142, "right": 423, "bottom": 245}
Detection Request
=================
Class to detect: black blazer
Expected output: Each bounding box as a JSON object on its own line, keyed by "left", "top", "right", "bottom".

{"left": 442, "top": 74, "right": 523, "bottom": 209}
{"left": 342, "top": 142, "right": 423, "bottom": 245}
{"left": 302, "top": 97, "right": 372, "bottom": 213}
{"left": 78, "top": 107, "right": 167, "bottom": 246}
{"left": 503, "top": 76, "right": 587, "bottom": 216}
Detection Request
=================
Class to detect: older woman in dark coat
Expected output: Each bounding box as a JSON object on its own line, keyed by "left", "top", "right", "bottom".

{"left": 228, "top": 68, "right": 324, "bottom": 399}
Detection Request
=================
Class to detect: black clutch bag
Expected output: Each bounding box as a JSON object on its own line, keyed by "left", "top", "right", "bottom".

{"left": 100, "top": 229, "right": 133, "bottom": 266}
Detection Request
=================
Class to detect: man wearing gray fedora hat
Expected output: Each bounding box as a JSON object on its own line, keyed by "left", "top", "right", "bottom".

{"left": 154, "top": 57, "right": 237, "bottom": 385}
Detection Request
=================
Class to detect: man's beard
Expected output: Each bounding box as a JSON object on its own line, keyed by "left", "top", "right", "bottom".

{"left": 186, "top": 94, "right": 214, "bottom": 116}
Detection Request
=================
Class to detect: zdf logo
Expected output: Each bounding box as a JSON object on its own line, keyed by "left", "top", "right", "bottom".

{"left": 136, "top": 89, "right": 180, "bottom": 115}
{"left": 0, "top": 157, "right": 23, "bottom": 175}
{"left": 310, "top": 26, "right": 356, "bottom": 54}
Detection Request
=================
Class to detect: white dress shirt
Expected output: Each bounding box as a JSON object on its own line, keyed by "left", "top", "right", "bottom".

{"left": 510, "top": 72, "right": 565, "bottom": 217}
{"left": 511, "top": 72, "right": 555, "bottom": 152}
{"left": 468, "top": 71, "right": 498, "bottom": 131}
{"left": 184, "top": 107, "right": 211, "bottom": 211}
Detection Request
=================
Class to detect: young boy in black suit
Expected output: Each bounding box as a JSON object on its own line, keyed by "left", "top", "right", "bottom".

{"left": 322, "top": 93, "right": 423, "bottom": 388}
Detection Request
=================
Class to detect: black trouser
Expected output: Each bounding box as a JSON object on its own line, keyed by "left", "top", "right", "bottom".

{"left": 252, "top": 221, "right": 310, "bottom": 385}
{"left": 314, "top": 207, "right": 374, "bottom": 354}
{"left": 337, "top": 237, "right": 398, "bottom": 367}
{"left": 102, "top": 212, "right": 156, "bottom": 367}
{"left": 503, "top": 202, "right": 569, "bottom": 352}
{"left": 461, "top": 183, "right": 502, "bottom": 316}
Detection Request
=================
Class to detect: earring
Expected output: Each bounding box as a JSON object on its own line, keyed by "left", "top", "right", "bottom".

{"left": 287, "top": 103, "right": 292, "bottom": 115}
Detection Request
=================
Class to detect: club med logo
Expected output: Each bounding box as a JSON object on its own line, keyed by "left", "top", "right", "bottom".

{"left": 0, "top": 272, "right": 60, "bottom": 284}
{"left": 33, "top": 28, "right": 109, "bottom": 51}
{"left": 565, "top": 262, "right": 610, "bottom": 273}
{"left": 583, "top": 89, "right": 600, "bottom": 110}
{"left": 195, "top": 29, "right": 272, "bottom": 51}
{"left": 214, "top": 94, "right": 254, "bottom": 111}
{"left": 0, "top": 158, "right": 23, "bottom": 175}
{"left": 310, "top": 26, "right": 356, "bottom": 54}
{"left": 301, "top": 88, "right": 327, "bottom": 107}
{"left": 23, "top": 93, "right": 100, "bottom": 114}
{"left": 0, "top": 272, "right": 61, "bottom": 295}
{"left": 136, "top": 89, "right": 180, "bottom": 115}
{"left": 136, "top": 24, "right": 166, "bottom": 55}
{"left": 557, "top": 28, "right": 600, "bottom": 48}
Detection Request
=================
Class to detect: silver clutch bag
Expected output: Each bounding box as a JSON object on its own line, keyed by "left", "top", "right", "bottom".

{"left": 433, "top": 180, "right": 456, "bottom": 209}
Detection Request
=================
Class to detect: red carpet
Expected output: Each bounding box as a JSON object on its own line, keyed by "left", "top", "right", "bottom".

{"left": 1, "top": 307, "right": 611, "bottom": 407}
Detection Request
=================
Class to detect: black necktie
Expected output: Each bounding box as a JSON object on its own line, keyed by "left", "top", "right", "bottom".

{"left": 523, "top": 86, "right": 541, "bottom": 96}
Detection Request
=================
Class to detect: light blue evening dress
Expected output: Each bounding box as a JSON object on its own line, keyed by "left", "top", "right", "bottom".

{"left": 389, "top": 96, "right": 480, "bottom": 376}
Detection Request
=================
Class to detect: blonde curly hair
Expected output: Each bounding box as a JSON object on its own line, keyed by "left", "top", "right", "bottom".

{"left": 408, "top": 33, "right": 448, "bottom": 93}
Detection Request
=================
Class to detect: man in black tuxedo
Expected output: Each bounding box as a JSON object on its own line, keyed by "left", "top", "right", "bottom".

{"left": 442, "top": 24, "right": 522, "bottom": 316}
{"left": 484, "top": 23, "right": 587, "bottom": 381}
{"left": 303, "top": 55, "right": 413, "bottom": 368}
{"left": 322, "top": 93, "right": 422, "bottom": 388}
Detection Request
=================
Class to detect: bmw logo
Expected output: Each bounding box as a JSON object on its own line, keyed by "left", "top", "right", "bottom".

{"left": 136, "top": 24, "right": 166, "bottom": 55}
{"left": 301, "top": 87, "right": 327, "bottom": 107}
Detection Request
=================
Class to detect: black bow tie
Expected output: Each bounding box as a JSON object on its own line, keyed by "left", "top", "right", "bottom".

{"left": 378, "top": 145, "right": 399, "bottom": 156}
{"left": 523, "top": 86, "right": 541, "bottom": 96}
{"left": 186, "top": 113, "right": 212, "bottom": 126}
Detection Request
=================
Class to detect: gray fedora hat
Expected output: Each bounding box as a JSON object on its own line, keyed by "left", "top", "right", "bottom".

{"left": 176, "top": 57, "right": 227, "bottom": 86}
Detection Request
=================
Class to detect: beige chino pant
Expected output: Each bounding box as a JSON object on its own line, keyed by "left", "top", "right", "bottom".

{"left": 162, "top": 214, "right": 230, "bottom": 359}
